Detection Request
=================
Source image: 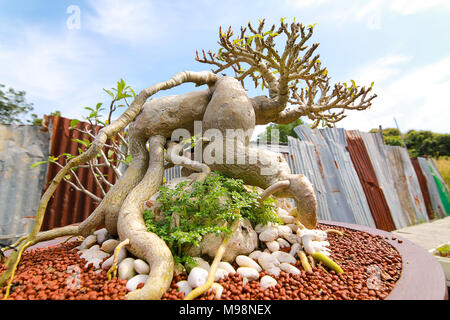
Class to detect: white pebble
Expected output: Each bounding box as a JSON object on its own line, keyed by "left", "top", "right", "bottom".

{"left": 101, "top": 239, "right": 119, "bottom": 253}
{"left": 176, "top": 280, "right": 192, "bottom": 296}
{"left": 283, "top": 233, "right": 300, "bottom": 244}
{"left": 255, "top": 223, "right": 272, "bottom": 233}
{"left": 126, "top": 274, "right": 148, "bottom": 291}
{"left": 134, "top": 259, "right": 150, "bottom": 274}
{"left": 280, "top": 263, "right": 301, "bottom": 275}
{"left": 257, "top": 252, "right": 280, "bottom": 272}
{"left": 277, "top": 225, "right": 292, "bottom": 237}
{"left": 214, "top": 268, "right": 229, "bottom": 281}
{"left": 193, "top": 257, "right": 210, "bottom": 271}
{"left": 260, "top": 275, "right": 277, "bottom": 289}
{"left": 272, "top": 251, "right": 297, "bottom": 264}
{"left": 289, "top": 243, "right": 301, "bottom": 257}
{"left": 286, "top": 224, "right": 300, "bottom": 233}
{"left": 235, "top": 255, "right": 262, "bottom": 272}
{"left": 118, "top": 258, "right": 136, "bottom": 280}
{"left": 188, "top": 267, "right": 209, "bottom": 288}
{"left": 218, "top": 262, "right": 235, "bottom": 275}
{"left": 237, "top": 267, "right": 260, "bottom": 281}
{"left": 266, "top": 240, "right": 280, "bottom": 252}
{"left": 266, "top": 266, "right": 281, "bottom": 277}
{"left": 259, "top": 227, "right": 279, "bottom": 242}
{"left": 249, "top": 250, "right": 262, "bottom": 261}
{"left": 93, "top": 228, "right": 109, "bottom": 245}
{"left": 101, "top": 246, "right": 127, "bottom": 270}
{"left": 79, "top": 235, "right": 97, "bottom": 250}
{"left": 208, "top": 283, "right": 224, "bottom": 299}
{"left": 276, "top": 238, "right": 291, "bottom": 248}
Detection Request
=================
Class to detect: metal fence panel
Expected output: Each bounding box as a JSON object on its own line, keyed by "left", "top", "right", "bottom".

{"left": 292, "top": 126, "right": 375, "bottom": 227}
{"left": 358, "top": 132, "right": 408, "bottom": 229}
{"left": 0, "top": 124, "right": 50, "bottom": 244}
{"left": 385, "top": 146, "right": 429, "bottom": 224}
{"left": 417, "top": 157, "right": 447, "bottom": 218}
{"left": 345, "top": 130, "right": 396, "bottom": 231}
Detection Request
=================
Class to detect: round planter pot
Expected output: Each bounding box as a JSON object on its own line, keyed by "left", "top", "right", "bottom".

{"left": 320, "top": 220, "right": 448, "bottom": 300}
{"left": 8, "top": 221, "right": 448, "bottom": 300}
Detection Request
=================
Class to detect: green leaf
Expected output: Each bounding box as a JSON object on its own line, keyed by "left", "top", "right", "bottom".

{"left": 117, "top": 79, "right": 126, "bottom": 94}
{"left": 64, "top": 174, "right": 71, "bottom": 180}
{"left": 70, "top": 119, "right": 80, "bottom": 128}
{"left": 72, "top": 138, "right": 89, "bottom": 147}
{"left": 107, "top": 150, "right": 114, "bottom": 159}
{"left": 30, "top": 160, "right": 49, "bottom": 169}
{"left": 103, "top": 89, "right": 115, "bottom": 99}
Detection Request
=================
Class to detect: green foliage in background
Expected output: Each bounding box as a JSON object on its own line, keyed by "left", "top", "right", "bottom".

{"left": 257, "top": 118, "right": 304, "bottom": 144}
{"left": 0, "top": 84, "right": 34, "bottom": 124}
{"left": 371, "top": 128, "right": 450, "bottom": 158}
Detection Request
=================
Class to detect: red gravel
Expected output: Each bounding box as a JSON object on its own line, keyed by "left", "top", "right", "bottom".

{"left": 1, "top": 224, "right": 401, "bottom": 300}
{"left": 0, "top": 241, "right": 128, "bottom": 300}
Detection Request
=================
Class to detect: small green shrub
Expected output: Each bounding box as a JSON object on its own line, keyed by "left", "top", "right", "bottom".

{"left": 143, "top": 172, "right": 281, "bottom": 265}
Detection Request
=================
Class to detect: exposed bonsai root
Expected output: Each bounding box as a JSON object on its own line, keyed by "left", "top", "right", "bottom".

{"left": 3, "top": 241, "right": 32, "bottom": 300}
{"left": 107, "top": 238, "right": 130, "bottom": 280}
{"left": 258, "top": 180, "right": 290, "bottom": 203}
{"left": 325, "top": 229, "right": 344, "bottom": 236}
{"left": 184, "top": 235, "right": 231, "bottom": 300}
{"left": 0, "top": 71, "right": 218, "bottom": 290}
{"left": 285, "top": 174, "right": 318, "bottom": 229}
{"left": 308, "top": 255, "right": 316, "bottom": 269}
{"left": 298, "top": 250, "right": 312, "bottom": 273}
{"left": 118, "top": 135, "right": 174, "bottom": 300}
{"left": 165, "top": 141, "right": 211, "bottom": 183}
{"left": 312, "top": 252, "right": 343, "bottom": 274}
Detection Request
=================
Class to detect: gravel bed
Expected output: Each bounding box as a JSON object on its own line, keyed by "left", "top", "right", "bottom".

{"left": 0, "top": 224, "right": 402, "bottom": 300}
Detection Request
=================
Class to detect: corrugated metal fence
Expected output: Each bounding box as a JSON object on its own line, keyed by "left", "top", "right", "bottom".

{"left": 1, "top": 120, "right": 449, "bottom": 242}
{"left": 0, "top": 124, "right": 50, "bottom": 244}
{"left": 288, "top": 125, "right": 448, "bottom": 231}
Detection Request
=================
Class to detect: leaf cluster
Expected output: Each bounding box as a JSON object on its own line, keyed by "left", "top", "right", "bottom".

{"left": 143, "top": 173, "right": 280, "bottom": 265}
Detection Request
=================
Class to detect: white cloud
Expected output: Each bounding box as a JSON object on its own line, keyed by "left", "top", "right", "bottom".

{"left": 352, "top": 54, "right": 412, "bottom": 84}
{"left": 0, "top": 27, "right": 107, "bottom": 119}
{"left": 285, "top": 0, "right": 450, "bottom": 29}
{"left": 338, "top": 55, "right": 450, "bottom": 133}
{"left": 85, "top": 0, "right": 171, "bottom": 46}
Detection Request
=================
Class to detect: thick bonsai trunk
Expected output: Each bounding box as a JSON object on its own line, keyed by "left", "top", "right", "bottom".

{"left": 117, "top": 135, "right": 174, "bottom": 300}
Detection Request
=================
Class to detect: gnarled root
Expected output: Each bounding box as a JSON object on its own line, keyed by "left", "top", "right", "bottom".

{"left": 118, "top": 135, "right": 174, "bottom": 300}
{"left": 0, "top": 71, "right": 218, "bottom": 290}
{"left": 165, "top": 141, "right": 210, "bottom": 183}
{"left": 107, "top": 238, "right": 130, "bottom": 280}
{"left": 184, "top": 234, "right": 230, "bottom": 300}
{"left": 283, "top": 174, "right": 317, "bottom": 229}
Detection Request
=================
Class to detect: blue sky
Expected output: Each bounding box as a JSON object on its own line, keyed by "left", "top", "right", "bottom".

{"left": 0, "top": 0, "right": 449, "bottom": 137}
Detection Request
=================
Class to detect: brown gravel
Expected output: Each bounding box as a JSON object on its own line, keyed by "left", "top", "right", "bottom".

{"left": 0, "top": 241, "right": 128, "bottom": 300}
{"left": 1, "top": 223, "right": 402, "bottom": 300}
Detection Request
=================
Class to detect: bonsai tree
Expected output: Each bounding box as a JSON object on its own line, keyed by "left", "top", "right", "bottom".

{"left": 0, "top": 18, "right": 376, "bottom": 300}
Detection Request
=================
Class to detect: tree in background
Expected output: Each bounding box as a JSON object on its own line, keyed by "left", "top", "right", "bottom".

{"left": 0, "top": 84, "right": 34, "bottom": 124}
{"left": 372, "top": 128, "right": 450, "bottom": 158}
{"left": 257, "top": 118, "right": 304, "bottom": 143}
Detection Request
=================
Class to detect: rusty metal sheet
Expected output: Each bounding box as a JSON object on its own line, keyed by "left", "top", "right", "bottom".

{"left": 385, "top": 146, "right": 429, "bottom": 225}
{"left": 291, "top": 126, "right": 375, "bottom": 228}
{"left": 417, "top": 157, "right": 447, "bottom": 218}
{"left": 358, "top": 131, "right": 409, "bottom": 229}
{"left": 0, "top": 124, "right": 50, "bottom": 244}
{"left": 41, "top": 116, "right": 117, "bottom": 231}
{"left": 411, "top": 158, "right": 435, "bottom": 220}
{"left": 345, "top": 130, "right": 396, "bottom": 231}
